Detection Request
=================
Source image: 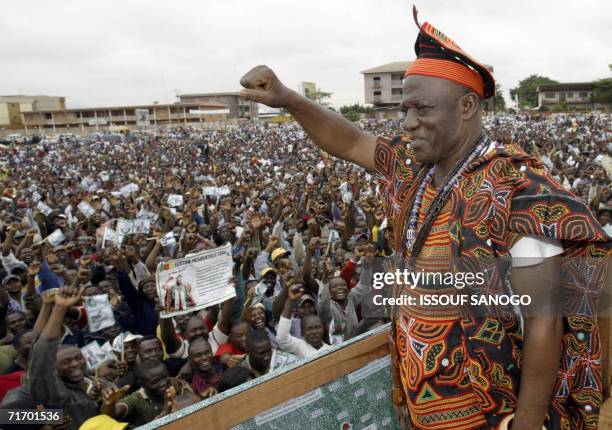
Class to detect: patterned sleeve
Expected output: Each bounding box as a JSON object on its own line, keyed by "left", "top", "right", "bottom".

{"left": 373, "top": 135, "right": 418, "bottom": 252}
{"left": 374, "top": 136, "right": 397, "bottom": 197}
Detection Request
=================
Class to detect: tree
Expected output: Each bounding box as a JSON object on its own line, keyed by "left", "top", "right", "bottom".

{"left": 593, "top": 78, "right": 612, "bottom": 104}
{"left": 338, "top": 104, "right": 374, "bottom": 122}
{"left": 492, "top": 84, "right": 506, "bottom": 112}
{"left": 310, "top": 89, "right": 332, "bottom": 106}
{"left": 510, "top": 75, "right": 558, "bottom": 109}
{"left": 593, "top": 66, "right": 612, "bottom": 104}
{"left": 339, "top": 104, "right": 373, "bottom": 115}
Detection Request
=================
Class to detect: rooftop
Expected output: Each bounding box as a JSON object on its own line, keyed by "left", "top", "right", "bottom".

{"left": 360, "top": 61, "right": 412, "bottom": 74}
{"left": 21, "top": 102, "right": 227, "bottom": 114}
{"left": 0, "top": 95, "right": 64, "bottom": 101}
{"left": 179, "top": 92, "right": 241, "bottom": 98}
{"left": 537, "top": 83, "right": 594, "bottom": 92}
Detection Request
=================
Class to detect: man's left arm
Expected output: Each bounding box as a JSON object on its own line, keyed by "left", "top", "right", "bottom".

{"left": 510, "top": 256, "right": 563, "bottom": 430}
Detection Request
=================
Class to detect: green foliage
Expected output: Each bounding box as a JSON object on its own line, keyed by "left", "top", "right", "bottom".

{"left": 492, "top": 84, "right": 506, "bottom": 112}
{"left": 343, "top": 112, "right": 360, "bottom": 122}
{"left": 311, "top": 89, "right": 332, "bottom": 106}
{"left": 510, "top": 75, "right": 558, "bottom": 108}
{"left": 339, "top": 104, "right": 373, "bottom": 115}
{"left": 593, "top": 78, "right": 612, "bottom": 104}
{"left": 547, "top": 103, "right": 591, "bottom": 112}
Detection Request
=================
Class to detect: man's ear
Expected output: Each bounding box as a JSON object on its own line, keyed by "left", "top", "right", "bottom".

{"left": 461, "top": 92, "right": 481, "bottom": 120}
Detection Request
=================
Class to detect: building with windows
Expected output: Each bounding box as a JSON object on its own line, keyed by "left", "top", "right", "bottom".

{"left": 178, "top": 92, "right": 258, "bottom": 120}
{"left": 537, "top": 83, "right": 595, "bottom": 109}
{"left": 361, "top": 61, "right": 495, "bottom": 118}
{"left": 361, "top": 62, "right": 411, "bottom": 119}
{"left": 21, "top": 102, "right": 229, "bottom": 134}
{"left": 0, "top": 95, "right": 65, "bottom": 129}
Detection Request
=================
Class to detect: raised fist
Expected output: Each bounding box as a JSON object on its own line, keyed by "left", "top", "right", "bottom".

{"left": 239, "top": 66, "right": 293, "bottom": 108}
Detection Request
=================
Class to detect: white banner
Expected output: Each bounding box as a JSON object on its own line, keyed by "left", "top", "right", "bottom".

{"left": 156, "top": 243, "right": 235, "bottom": 318}
{"left": 81, "top": 341, "right": 114, "bottom": 371}
{"left": 84, "top": 294, "right": 116, "bottom": 333}
{"left": 167, "top": 194, "right": 184, "bottom": 208}
{"left": 47, "top": 229, "right": 65, "bottom": 246}
{"left": 36, "top": 201, "right": 53, "bottom": 216}
{"left": 78, "top": 201, "right": 96, "bottom": 218}
{"left": 202, "top": 186, "right": 231, "bottom": 197}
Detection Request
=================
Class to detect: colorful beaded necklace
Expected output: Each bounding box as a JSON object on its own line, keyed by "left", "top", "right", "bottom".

{"left": 405, "top": 134, "right": 490, "bottom": 257}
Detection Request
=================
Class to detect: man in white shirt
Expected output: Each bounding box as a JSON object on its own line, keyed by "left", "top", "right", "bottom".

{"left": 276, "top": 284, "right": 330, "bottom": 359}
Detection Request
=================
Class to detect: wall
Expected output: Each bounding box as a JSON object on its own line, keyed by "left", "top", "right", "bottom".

{"left": 0, "top": 104, "right": 9, "bottom": 126}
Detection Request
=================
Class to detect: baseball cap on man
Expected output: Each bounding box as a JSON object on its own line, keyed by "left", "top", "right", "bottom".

{"left": 2, "top": 275, "right": 21, "bottom": 287}
{"left": 260, "top": 267, "right": 276, "bottom": 278}
{"left": 271, "top": 248, "right": 290, "bottom": 262}
{"left": 112, "top": 332, "right": 143, "bottom": 351}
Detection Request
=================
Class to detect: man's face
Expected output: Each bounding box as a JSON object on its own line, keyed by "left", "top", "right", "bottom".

{"left": 123, "top": 340, "right": 139, "bottom": 364}
{"left": 329, "top": 278, "right": 348, "bottom": 301}
{"left": 21, "top": 249, "right": 33, "bottom": 264}
{"left": 262, "top": 272, "right": 276, "bottom": 288}
{"left": 599, "top": 211, "right": 611, "bottom": 226}
{"left": 174, "top": 314, "right": 190, "bottom": 332}
{"left": 17, "top": 331, "right": 34, "bottom": 357}
{"left": 56, "top": 347, "right": 86, "bottom": 384}
{"left": 297, "top": 300, "right": 316, "bottom": 318}
{"left": 400, "top": 75, "right": 467, "bottom": 165}
{"left": 302, "top": 316, "right": 324, "bottom": 349}
{"left": 248, "top": 340, "right": 272, "bottom": 373}
{"left": 6, "top": 312, "right": 26, "bottom": 332}
{"left": 185, "top": 318, "right": 209, "bottom": 342}
{"left": 189, "top": 341, "right": 214, "bottom": 374}
{"left": 250, "top": 307, "right": 266, "bottom": 329}
{"left": 5, "top": 279, "right": 22, "bottom": 294}
{"left": 141, "top": 365, "right": 170, "bottom": 400}
{"left": 229, "top": 323, "right": 248, "bottom": 352}
{"left": 139, "top": 339, "right": 163, "bottom": 362}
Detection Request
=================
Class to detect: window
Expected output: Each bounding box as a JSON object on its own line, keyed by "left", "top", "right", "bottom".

{"left": 566, "top": 91, "right": 574, "bottom": 98}
{"left": 373, "top": 76, "right": 381, "bottom": 81}
{"left": 545, "top": 92, "right": 556, "bottom": 99}
{"left": 579, "top": 92, "right": 588, "bottom": 98}
{"left": 373, "top": 91, "right": 381, "bottom": 96}
{"left": 392, "top": 88, "right": 402, "bottom": 95}
{"left": 44, "top": 113, "right": 52, "bottom": 120}
{"left": 373, "top": 76, "right": 381, "bottom": 88}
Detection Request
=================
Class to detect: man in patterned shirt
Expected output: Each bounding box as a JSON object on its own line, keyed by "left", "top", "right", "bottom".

{"left": 240, "top": 8, "right": 609, "bottom": 430}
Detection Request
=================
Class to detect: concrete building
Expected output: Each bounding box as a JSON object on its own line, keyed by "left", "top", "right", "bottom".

{"left": 178, "top": 92, "right": 258, "bottom": 120}
{"left": 299, "top": 82, "right": 317, "bottom": 100}
{"left": 537, "top": 83, "right": 595, "bottom": 109}
{"left": 361, "top": 62, "right": 411, "bottom": 119}
{"left": 0, "top": 95, "right": 65, "bottom": 128}
{"left": 361, "top": 61, "right": 495, "bottom": 119}
{"left": 21, "top": 102, "right": 229, "bottom": 135}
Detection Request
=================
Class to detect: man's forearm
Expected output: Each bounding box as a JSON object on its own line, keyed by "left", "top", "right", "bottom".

{"left": 513, "top": 316, "right": 563, "bottom": 429}
{"left": 285, "top": 91, "right": 375, "bottom": 170}
{"left": 41, "top": 305, "right": 69, "bottom": 339}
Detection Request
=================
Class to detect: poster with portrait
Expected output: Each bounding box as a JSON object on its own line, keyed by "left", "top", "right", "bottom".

{"left": 156, "top": 243, "right": 235, "bottom": 318}
{"left": 84, "top": 294, "right": 116, "bottom": 333}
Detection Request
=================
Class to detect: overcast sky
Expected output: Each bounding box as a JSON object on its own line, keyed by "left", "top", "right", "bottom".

{"left": 1, "top": 0, "right": 610, "bottom": 109}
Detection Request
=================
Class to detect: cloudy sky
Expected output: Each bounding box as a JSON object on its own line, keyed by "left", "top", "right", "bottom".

{"left": 1, "top": 0, "right": 610, "bottom": 109}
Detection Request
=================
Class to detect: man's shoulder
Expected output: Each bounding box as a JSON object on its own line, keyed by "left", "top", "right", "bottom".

{"left": 374, "top": 134, "right": 419, "bottom": 181}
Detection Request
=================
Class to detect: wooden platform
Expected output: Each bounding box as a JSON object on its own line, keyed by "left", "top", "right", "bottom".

{"left": 159, "top": 330, "right": 390, "bottom": 429}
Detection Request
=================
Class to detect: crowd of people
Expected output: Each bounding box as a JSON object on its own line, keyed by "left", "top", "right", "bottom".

{"left": 0, "top": 111, "right": 608, "bottom": 429}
